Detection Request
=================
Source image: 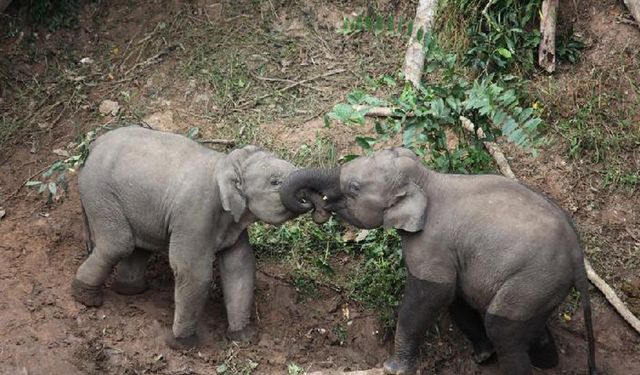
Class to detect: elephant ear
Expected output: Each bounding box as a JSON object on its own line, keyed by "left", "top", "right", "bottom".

{"left": 383, "top": 182, "right": 427, "bottom": 232}
{"left": 218, "top": 146, "right": 261, "bottom": 222}
{"left": 382, "top": 155, "right": 427, "bottom": 232}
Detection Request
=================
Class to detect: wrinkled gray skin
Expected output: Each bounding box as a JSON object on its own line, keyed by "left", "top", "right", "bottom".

{"left": 280, "top": 147, "right": 596, "bottom": 375}
{"left": 72, "top": 126, "right": 297, "bottom": 349}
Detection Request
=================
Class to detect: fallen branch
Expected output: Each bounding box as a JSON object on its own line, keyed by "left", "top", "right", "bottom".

{"left": 623, "top": 0, "right": 640, "bottom": 26}
{"left": 198, "top": 138, "right": 235, "bottom": 146}
{"left": 403, "top": 0, "right": 438, "bottom": 87}
{"left": 0, "top": 165, "right": 50, "bottom": 205}
{"left": 459, "top": 115, "right": 640, "bottom": 335}
{"left": 584, "top": 261, "right": 640, "bottom": 333}
{"left": 459, "top": 116, "right": 516, "bottom": 179}
{"left": 538, "top": 0, "right": 559, "bottom": 73}
{"left": 352, "top": 105, "right": 395, "bottom": 117}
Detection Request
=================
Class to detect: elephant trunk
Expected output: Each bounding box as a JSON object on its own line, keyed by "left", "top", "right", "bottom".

{"left": 279, "top": 167, "right": 341, "bottom": 217}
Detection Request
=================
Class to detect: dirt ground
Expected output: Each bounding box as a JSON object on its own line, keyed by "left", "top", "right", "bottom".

{"left": 1, "top": 0, "right": 639, "bottom": 374}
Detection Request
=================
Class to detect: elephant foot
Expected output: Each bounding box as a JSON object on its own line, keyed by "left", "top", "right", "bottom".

{"left": 112, "top": 278, "right": 148, "bottom": 295}
{"left": 71, "top": 278, "right": 103, "bottom": 307}
{"left": 165, "top": 333, "right": 199, "bottom": 350}
{"left": 529, "top": 330, "right": 559, "bottom": 369}
{"left": 383, "top": 355, "right": 417, "bottom": 375}
{"left": 226, "top": 325, "right": 257, "bottom": 343}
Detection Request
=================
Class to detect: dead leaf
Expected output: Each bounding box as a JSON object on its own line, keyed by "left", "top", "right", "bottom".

{"left": 0, "top": 208, "right": 6, "bottom": 220}
{"left": 52, "top": 148, "right": 70, "bottom": 157}
{"left": 355, "top": 229, "right": 370, "bottom": 242}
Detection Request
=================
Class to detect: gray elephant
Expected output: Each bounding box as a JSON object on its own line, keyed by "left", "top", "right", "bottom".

{"left": 279, "top": 147, "right": 596, "bottom": 375}
{"left": 71, "top": 125, "right": 298, "bottom": 349}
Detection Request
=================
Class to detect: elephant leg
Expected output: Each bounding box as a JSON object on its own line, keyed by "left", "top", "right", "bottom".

{"left": 529, "top": 324, "right": 559, "bottom": 369}
{"left": 485, "top": 313, "right": 549, "bottom": 375}
{"left": 219, "top": 230, "right": 256, "bottom": 343}
{"left": 166, "top": 241, "right": 213, "bottom": 350}
{"left": 449, "top": 296, "right": 495, "bottom": 364}
{"left": 72, "top": 222, "right": 134, "bottom": 307}
{"left": 112, "top": 248, "right": 152, "bottom": 295}
{"left": 383, "top": 274, "right": 455, "bottom": 375}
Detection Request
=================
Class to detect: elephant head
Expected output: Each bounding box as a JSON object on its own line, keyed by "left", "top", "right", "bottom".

{"left": 218, "top": 145, "right": 299, "bottom": 225}
{"left": 279, "top": 147, "right": 428, "bottom": 232}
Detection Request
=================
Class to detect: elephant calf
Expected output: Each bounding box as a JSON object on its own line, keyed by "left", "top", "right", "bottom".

{"left": 71, "top": 125, "right": 298, "bottom": 349}
{"left": 280, "top": 147, "right": 596, "bottom": 375}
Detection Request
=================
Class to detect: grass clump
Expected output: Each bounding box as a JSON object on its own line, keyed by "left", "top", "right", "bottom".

{"left": 348, "top": 229, "right": 405, "bottom": 328}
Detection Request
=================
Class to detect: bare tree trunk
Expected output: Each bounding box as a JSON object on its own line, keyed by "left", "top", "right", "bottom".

{"left": 403, "top": 0, "right": 439, "bottom": 87}
{"left": 538, "top": 0, "right": 559, "bottom": 73}
{"left": 623, "top": 0, "right": 640, "bottom": 26}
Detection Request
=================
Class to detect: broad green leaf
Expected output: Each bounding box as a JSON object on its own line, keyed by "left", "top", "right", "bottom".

{"left": 355, "top": 136, "right": 376, "bottom": 150}
{"left": 186, "top": 127, "right": 199, "bottom": 139}
{"left": 48, "top": 182, "right": 58, "bottom": 196}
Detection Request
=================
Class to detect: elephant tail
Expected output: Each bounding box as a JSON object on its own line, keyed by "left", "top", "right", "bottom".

{"left": 80, "top": 201, "right": 93, "bottom": 254}
{"left": 575, "top": 260, "right": 597, "bottom": 375}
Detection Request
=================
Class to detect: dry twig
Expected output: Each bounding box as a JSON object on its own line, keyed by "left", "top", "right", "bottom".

{"left": 198, "top": 138, "right": 235, "bottom": 146}
{"left": 236, "top": 68, "right": 346, "bottom": 110}
{"left": 459, "top": 116, "right": 516, "bottom": 179}
{"left": 584, "top": 261, "right": 640, "bottom": 333}
{"left": 1, "top": 165, "right": 50, "bottom": 204}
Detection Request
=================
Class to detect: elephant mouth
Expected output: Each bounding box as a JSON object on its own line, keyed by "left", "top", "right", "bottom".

{"left": 298, "top": 190, "right": 332, "bottom": 224}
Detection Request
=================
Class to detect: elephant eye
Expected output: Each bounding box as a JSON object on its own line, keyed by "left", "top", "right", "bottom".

{"left": 270, "top": 177, "right": 282, "bottom": 186}
{"left": 348, "top": 181, "right": 360, "bottom": 194}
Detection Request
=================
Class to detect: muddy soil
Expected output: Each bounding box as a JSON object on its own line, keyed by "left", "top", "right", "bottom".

{"left": 1, "top": 0, "right": 639, "bottom": 374}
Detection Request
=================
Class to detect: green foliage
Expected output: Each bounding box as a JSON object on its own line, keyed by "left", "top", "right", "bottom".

{"left": 556, "top": 35, "right": 585, "bottom": 64}
{"left": 19, "top": 0, "right": 80, "bottom": 30}
{"left": 287, "top": 363, "right": 306, "bottom": 375}
{"left": 462, "top": 0, "right": 542, "bottom": 74}
{"left": 251, "top": 219, "right": 406, "bottom": 325}
{"left": 348, "top": 229, "right": 405, "bottom": 328}
{"left": 26, "top": 126, "right": 106, "bottom": 202}
{"left": 328, "top": 33, "right": 542, "bottom": 173}
{"left": 250, "top": 217, "right": 351, "bottom": 298}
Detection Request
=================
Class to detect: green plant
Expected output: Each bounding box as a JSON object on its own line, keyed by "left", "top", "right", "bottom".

{"left": 462, "top": 0, "right": 542, "bottom": 74}
{"left": 328, "top": 33, "right": 542, "bottom": 173}
{"left": 333, "top": 322, "right": 348, "bottom": 346}
{"left": 26, "top": 125, "right": 106, "bottom": 202}
{"left": 348, "top": 229, "right": 405, "bottom": 328}
{"left": 556, "top": 35, "right": 585, "bottom": 64}
{"left": 287, "top": 363, "right": 306, "bottom": 375}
